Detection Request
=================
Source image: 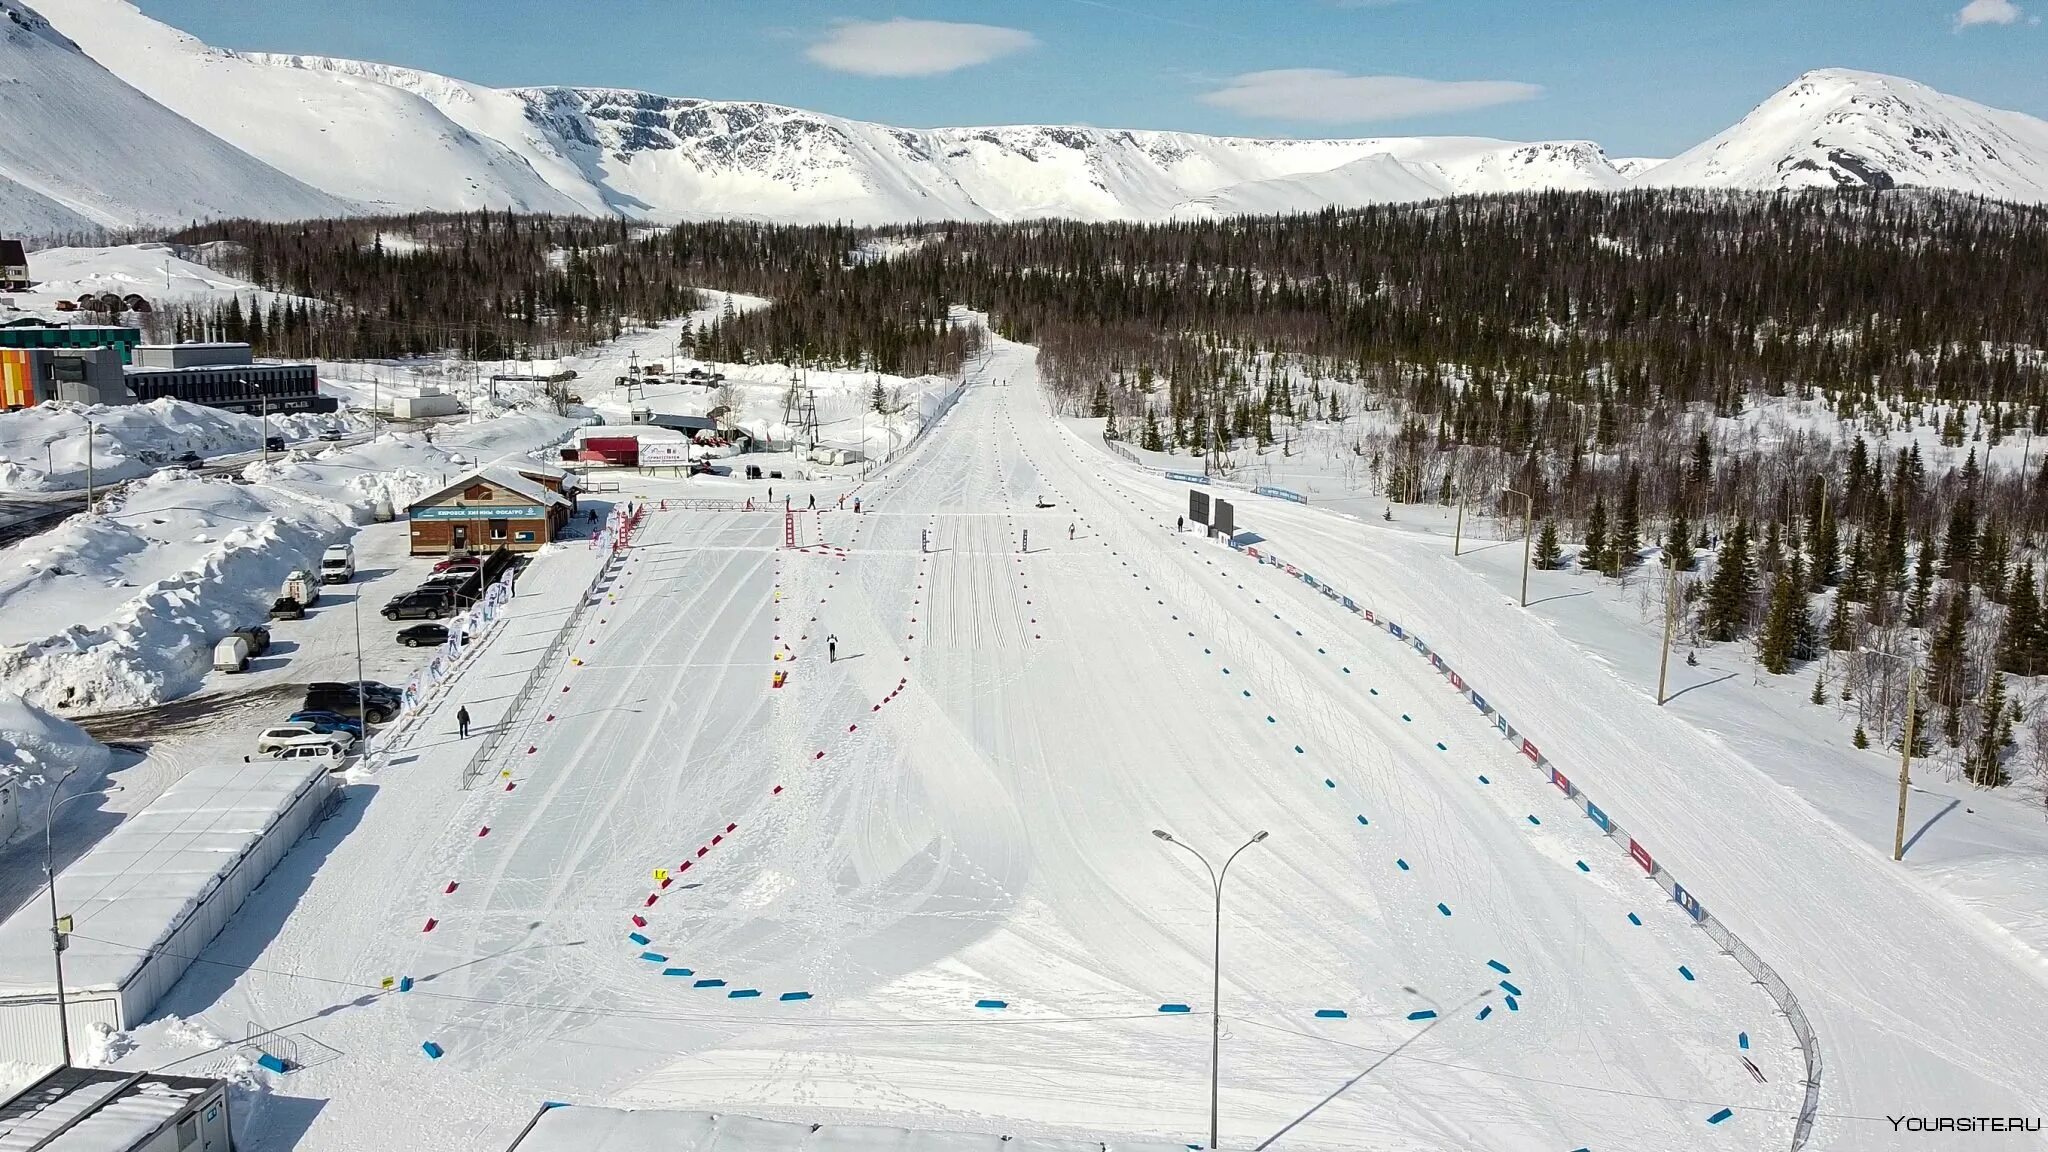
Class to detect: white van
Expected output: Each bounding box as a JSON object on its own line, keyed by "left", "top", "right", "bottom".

{"left": 320, "top": 543, "right": 356, "bottom": 584}
{"left": 212, "top": 634, "right": 253, "bottom": 672}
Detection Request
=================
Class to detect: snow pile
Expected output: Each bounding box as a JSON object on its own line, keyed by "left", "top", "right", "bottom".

{"left": 0, "top": 691, "right": 106, "bottom": 777}
{"left": 0, "top": 398, "right": 373, "bottom": 495}
{"left": 0, "top": 471, "right": 351, "bottom": 711}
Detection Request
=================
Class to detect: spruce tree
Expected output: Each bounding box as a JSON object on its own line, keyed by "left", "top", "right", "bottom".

{"left": 1140, "top": 408, "right": 1164, "bottom": 452}
{"left": 1811, "top": 673, "right": 1827, "bottom": 705}
{"left": 1928, "top": 590, "right": 1971, "bottom": 726}
{"left": 1852, "top": 724, "right": 1869, "bottom": 749}
{"left": 1908, "top": 545, "right": 1935, "bottom": 628}
{"left": 1810, "top": 504, "right": 1839, "bottom": 589}
{"left": 1583, "top": 496, "right": 1609, "bottom": 572}
{"left": 1704, "top": 518, "right": 1753, "bottom": 642}
{"left": 1759, "top": 570, "right": 1803, "bottom": 674}
{"left": 1827, "top": 591, "right": 1854, "bottom": 651}
{"left": 1665, "top": 508, "right": 1695, "bottom": 571}
{"left": 1534, "top": 520, "right": 1562, "bottom": 570}
{"left": 1090, "top": 380, "right": 1110, "bottom": 419}
{"left": 1999, "top": 565, "right": 2040, "bottom": 676}
{"left": 1970, "top": 672, "right": 2012, "bottom": 786}
{"left": 1614, "top": 467, "right": 1640, "bottom": 568}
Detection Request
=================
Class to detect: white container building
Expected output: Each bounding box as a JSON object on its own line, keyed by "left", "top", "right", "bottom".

{"left": 0, "top": 760, "right": 336, "bottom": 1064}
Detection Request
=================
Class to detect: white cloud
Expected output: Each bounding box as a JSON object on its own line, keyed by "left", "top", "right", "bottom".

{"left": 1200, "top": 69, "right": 1540, "bottom": 124}
{"left": 1954, "top": 0, "right": 2028, "bottom": 26}
{"left": 806, "top": 18, "right": 1038, "bottom": 77}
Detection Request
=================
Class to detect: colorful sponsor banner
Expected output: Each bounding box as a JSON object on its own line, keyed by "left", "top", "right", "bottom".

{"left": 1672, "top": 882, "right": 1705, "bottom": 921}
{"left": 1584, "top": 801, "right": 1612, "bottom": 832}
{"left": 1629, "top": 839, "right": 1656, "bottom": 874}
{"left": 1165, "top": 471, "right": 1211, "bottom": 485}
{"left": 413, "top": 504, "right": 549, "bottom": 521}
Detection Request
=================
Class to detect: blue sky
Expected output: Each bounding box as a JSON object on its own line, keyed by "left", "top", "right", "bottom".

{"left": 136, "top": 0, "right": 2046, "bottom": 157}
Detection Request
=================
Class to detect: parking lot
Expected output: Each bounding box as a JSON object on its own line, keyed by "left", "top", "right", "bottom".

{"left": 0, "top": 519, "right": 523, "bottom": 919}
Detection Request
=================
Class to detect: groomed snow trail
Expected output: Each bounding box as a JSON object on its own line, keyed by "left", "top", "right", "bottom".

{"left": 145, "top": 337, "right": 1810, "bottom": 1151}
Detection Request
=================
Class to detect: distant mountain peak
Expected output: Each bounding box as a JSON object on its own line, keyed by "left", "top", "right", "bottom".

{"left": 9, "top": 1, "right": 2048, "bottom": 232}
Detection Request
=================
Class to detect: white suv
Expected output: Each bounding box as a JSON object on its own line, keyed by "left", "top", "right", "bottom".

{"left": 254, "top": 725, "right": 320, "bottom": 755}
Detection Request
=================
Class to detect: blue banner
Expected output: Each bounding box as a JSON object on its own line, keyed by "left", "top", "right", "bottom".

{"left": 1164, "top": 471, "right": 1211, "bottom": 485}
{"left": 1255, "top": 485, "right": 1308, "bottom": 504}
{"left": 1585, "top": 802, "right": 1611, "bottom": 832}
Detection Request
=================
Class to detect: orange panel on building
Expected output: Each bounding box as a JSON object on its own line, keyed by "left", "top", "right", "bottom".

{"left": 0, "top": 350, "right": 41, "bottom": 409}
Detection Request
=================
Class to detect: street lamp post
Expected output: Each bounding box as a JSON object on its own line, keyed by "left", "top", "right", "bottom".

{"left": 43, "top": 767, "right": 118, "bottom": 1065}
{"left": 1152, "top": 827, "right": 1269, "bottom": 1151}
{"left": 1503, "top": 487, "right": 1534, "bottom": 608}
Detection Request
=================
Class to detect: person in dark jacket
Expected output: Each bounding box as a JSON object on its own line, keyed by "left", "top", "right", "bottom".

{"left": 457, "top": 706, "right": 471, "bottom": 738}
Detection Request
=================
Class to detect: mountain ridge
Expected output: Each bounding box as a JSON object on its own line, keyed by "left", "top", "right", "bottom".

{"left": 8, "top": 0, "right": 2048, "bottom": 234}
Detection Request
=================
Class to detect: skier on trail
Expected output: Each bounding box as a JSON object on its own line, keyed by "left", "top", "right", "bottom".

{"left": 828, "top": 634, "right": 838, "bottom": 662}
{"left": 456, "top": 706, "right": 471, "bottom": 739}
{"left": 1068, "top": 523, "right": 1075, "bottom": 541}
{"left": 1177, "top": 515, "right": 1184, "bottom": 533}
{"left": 854, "top": 498, "right": 861, "bottom": 514}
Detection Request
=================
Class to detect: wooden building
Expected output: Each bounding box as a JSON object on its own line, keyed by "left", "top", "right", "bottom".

{"left": 406, "top": 462, "right": 575, "bottom": 555}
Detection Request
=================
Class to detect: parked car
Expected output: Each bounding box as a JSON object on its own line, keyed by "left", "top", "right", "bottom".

{"left": 382, "top": 591, "right": 450, "bottom": 621}
{"left": 431, "top": 555, "right": 481, "bottom": 574}
{"left": 398, "top": 622, "right": 450, "bottom": 648}
{"left": 212, "top": 635, "right": 253, "bottom": 673}
{"left": 232, "top": 624, "right": 271, "bottom": 656}
{"left": 298, "top": 692, "right": 394, "bottom": 724}
{"left": 264, "top": 435, "right": 288, "bottom": 453}
{"left": 286, "top": 710, "right": 367, "bottom": 738}
{"left": 176, "top": 450, "right": 204, "bottom": 469}
{"left": 249, "top": 737, "right": 349, "bottom": 771}
{"left": 254, "top": 725, "right": 355, "bottom": 755}
{"left": 318, "top": 428, "right": 344, "bottom": 442}
{"left": 269, "top": 596, "right": 305, "bottom": 620}
{"left": 306, "top": 681, "right": 402, "bottom": 709}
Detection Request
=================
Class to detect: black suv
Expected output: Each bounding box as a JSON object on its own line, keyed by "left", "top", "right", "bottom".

{"left": 382, "top": 591, "right": 450, "bottom": 620}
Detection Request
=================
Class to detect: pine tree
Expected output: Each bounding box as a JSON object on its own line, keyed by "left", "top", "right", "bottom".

{"left": 1929, "top": 590, "right": 1971, "bottom": 720}
{"left": 1811, "top": 673, "right": 1827, "bottom": 704}
{"left": 1665, "top": 508, "right": 1695, "bottom": 571}
{"left": 1090, "top": 380, "right": 1110, "bottom": 419}
{"left": 1614, "top": 467, "right": 1640, "bottom": 567}
{"left": 1704, "top": 518, "right": 1753, "bottom": 642}
{"left": 1534, "top": 519, "right": 1562, "bottom": 570}
{"left": 1827, "top": 591, "right": 1854, "bottom": 651}
{"left": 1583, "top": 496, "right": 1609, "bottom": 572}
{"left": 1852, "top": 724, "right": 1869, "bottom": 749}
{"left": 1688, "top": 431, "right": 1712, "bottom": 489}
{"left": 1941, "top": 498, "right": 1978, "bottom": 588}
{"left": 1908, "top": 544, "right": 1935, "bottom": 628}
{"left": 1970, "top": 672, "right": 2012, "bottom": 786}
{"left": 1759, "top": 570, "right": 1805, "bottom": 674}
{"left": 1810, "top": 503, "right": 1839, "bottom": 589}
{"left": 1140, "top": 408, "right": 1164, "bottom": 452}
{"left": 2002, "top": 564, "right": 2043, "bottom": 676}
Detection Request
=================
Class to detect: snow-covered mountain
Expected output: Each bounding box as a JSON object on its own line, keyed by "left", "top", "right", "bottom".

{"left": 7, "top": 0, "right": 2048, "bottom": 232}
{"left": 0, "top": 0, "right": 351, "bottom": 234}
{"left": 1643, "top": 68, "right": 2048, "bottom": 201}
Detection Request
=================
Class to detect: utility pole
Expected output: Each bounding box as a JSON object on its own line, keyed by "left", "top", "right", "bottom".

{"left": 1504, "top": 487, "right": 1534, "bottom": 608}
{"left": 354, "top": 597, "right": 367, "bottom": 753}
{"left": 1452, "top": 483, "right": 1465, "bottom": 557}
{"left": 83, "top": 419, "right": 94, "bottom": 514}
{"left": 1656, "top": 561, "right": 1678, "bottom": 705}
{"left": 259, "top": 391, "right": 270, "bottom": 465}
{"left": 1152, "top": 827, "right": 1268, "bottom": 1151}
{"left": 1893, "top": 663, "right": 1919, "bottom": 861}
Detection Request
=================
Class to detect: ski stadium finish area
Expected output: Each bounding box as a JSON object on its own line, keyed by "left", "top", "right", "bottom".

{"left": 70, "top": 333, "right": 2048, "bottom": 1152}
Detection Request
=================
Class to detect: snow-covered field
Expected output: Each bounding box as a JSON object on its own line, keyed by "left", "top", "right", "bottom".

{"left": 0, "top": 242, "right": 319, "bottom": 322}
{"left": 0, "top": 323, "right": 2040, "bottom": 1150}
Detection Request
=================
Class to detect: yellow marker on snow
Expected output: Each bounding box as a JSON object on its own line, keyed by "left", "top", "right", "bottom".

{"left": 381, "top": 977, "right": 396, "bottom": 990}
{"left": 654, "top": 868, "right": 669, "bottom": 882}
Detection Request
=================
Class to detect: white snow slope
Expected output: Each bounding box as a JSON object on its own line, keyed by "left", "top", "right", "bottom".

{"left": 1645, "top": 68, "right": 2048, "bottom": 200}
{"left": 18, "top": 0, "right": 2045, "bottom": 228}
{"left": 83, "top": 329, "right": 2030, "bottom": 1152}
{"left": 0, "top": 0, "right": 351, "bottom": 234}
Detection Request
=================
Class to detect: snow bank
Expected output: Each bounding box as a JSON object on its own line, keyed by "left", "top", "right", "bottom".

{"left": 0, "top": 398, "right": 373, "bottom": 494}
{"left": 512, "top": 1106, "right": 1193, "bottom": 1152}
{"left": 0, "top": 690, "right": 112, "bottom": 845}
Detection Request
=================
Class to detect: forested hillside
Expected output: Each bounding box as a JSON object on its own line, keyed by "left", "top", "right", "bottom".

{"left": 169, "top": 191, "right": 2048, "bottom": 788}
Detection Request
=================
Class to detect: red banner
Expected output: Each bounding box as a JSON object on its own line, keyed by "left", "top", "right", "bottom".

{"left": 1629, "top": 839, "right": 1655, "bottom": 874}
{"left": 1520, "top": 738, "right": 1542, "bottom": 763}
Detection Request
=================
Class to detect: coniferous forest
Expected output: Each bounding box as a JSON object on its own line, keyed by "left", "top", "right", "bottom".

{"left": 168, "top": 190, "right": 2048, "bottom": 789}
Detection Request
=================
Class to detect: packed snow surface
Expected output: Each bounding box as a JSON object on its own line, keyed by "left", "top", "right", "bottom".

{"left": 70, "top": 327, "right": 2040, "bottom": 1152}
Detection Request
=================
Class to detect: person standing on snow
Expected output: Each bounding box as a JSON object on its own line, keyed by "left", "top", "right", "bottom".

{"left": 828, "top": 634, "right": 838, "bottom": 662}
{"left": 457, "top": 706, "right": 471, "bottom": 739}
{"left": 1068, "top": 523, "right": 1075, "bottom": 541}
{"left": 1177, "top": 515, "right": 1184, "bottom": 533}
{"left": 809, "top": 494, "right": 816, "bottom": 510}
